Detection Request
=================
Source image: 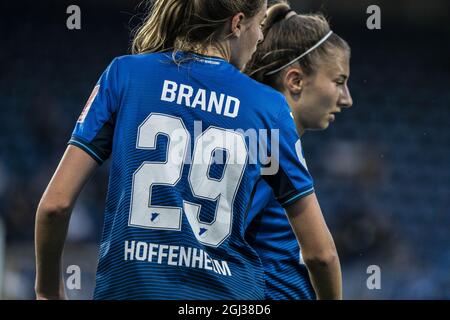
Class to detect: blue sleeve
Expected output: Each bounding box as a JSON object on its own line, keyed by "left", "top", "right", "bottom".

{"left": 68, "top": 58, "right": 120, "bottom": 164}
{"left": 262, "top": 98, "right": 315, "bottom": 208}
{"left": 245, "top": 179, "right": 274, "bottom": 229}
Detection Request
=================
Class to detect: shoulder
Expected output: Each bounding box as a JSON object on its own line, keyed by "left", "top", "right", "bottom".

{"left": 111, "top": 52, "right": 168, "bottom": 68}
{"left": 104, "top": 53, "right": 173, "bottom": 85}
{"left": 245, "top": 75, "right": 290, "bottom": 122}
{"left": 230, "top": 70, "right": 288, "bottom": 111}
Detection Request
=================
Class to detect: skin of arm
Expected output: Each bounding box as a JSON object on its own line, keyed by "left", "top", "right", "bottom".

{"left": 284, "top": 192, "right": 342, "bottom": 299}
{"left": 35, "top": 145, "right": 98, "bottom": 300}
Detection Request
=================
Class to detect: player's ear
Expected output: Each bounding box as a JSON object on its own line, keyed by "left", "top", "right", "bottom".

{"left": 230, "top": 12, "right": 245, "bottom": 38}
{"left": 283, "top": 67, "right": 304, "bottom": 95}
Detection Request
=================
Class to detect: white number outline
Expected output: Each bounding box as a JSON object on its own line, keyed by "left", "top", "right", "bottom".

{"left": 128, "top": 115, "right": 248, "bottom": 247}
{"left": 128, "top": 113, "right": 189, "bottom": 231}
{"left": 183, "top": 126, "right": 248, "bottom": 247}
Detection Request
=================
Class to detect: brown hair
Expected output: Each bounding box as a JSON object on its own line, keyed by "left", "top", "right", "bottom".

{"left": 132, "top": 0, "right": 265, "bottom": 57}
{"left": 245, "top": 1, "right": 350, "bottom": 89}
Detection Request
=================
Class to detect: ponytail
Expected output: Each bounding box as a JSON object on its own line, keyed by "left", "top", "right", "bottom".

{"left": 261, "top": 2, "right": 292, "bottom": 34}
{"left": 132, "top": 0, "right": 265, "bottom": 55}
{"left": 132, "top": 0, "right": 193, "bottom": 54}
{"left": 245, "top": 2, "right": 350, "bottom": 89}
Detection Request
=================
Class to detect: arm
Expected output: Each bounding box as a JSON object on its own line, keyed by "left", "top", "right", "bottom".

{"left": 35, "top": 145, "right": 98, "bottom": 300}
{"left": 285, "top": 193, "right": 342, "bottom": 300}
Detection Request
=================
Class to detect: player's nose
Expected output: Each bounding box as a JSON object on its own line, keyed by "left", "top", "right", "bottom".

{"left": 339, "top": 85, "right": 353, "bottom": 109}
{"left": 258, "top": 28, "right": 264, "bottom": 44}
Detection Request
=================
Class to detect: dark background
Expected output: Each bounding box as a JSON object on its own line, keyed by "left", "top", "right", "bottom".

{"left": 0, "top": 0, "right": 449, "bottom": 299}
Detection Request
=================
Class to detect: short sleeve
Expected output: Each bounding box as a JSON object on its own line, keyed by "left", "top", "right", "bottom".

{"left": 68, "top": 58, "right": 120, "bottom": 165}
{"left": 262, "top": 98, "right": 315, "bottom": 208}
{"left": 245, "top": 179, "right": 274, "bottom": 229}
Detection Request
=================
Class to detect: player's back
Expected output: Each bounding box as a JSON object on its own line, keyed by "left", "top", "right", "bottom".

{"left": 245, "top": 180, "right": 316, "bottom": 300}
{"left": 72, "top": 52, "right": 291, "bottom": 299}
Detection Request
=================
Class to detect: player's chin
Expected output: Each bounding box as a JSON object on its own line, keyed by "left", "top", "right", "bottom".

{"left": 324, "top": 113, "right": 338, "bottom": 127}
{"left": 309, "top": 121, "right": 330, "bottom": 132}
{"left": 318, "top": 117, "right": 332, "bottom": 130}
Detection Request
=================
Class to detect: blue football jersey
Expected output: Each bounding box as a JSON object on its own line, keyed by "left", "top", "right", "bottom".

{"left": 69, "top": 52, "right": 312, "bottom": 300}
{"left": 245, "top": 140, "right": 316, "bottom": 300}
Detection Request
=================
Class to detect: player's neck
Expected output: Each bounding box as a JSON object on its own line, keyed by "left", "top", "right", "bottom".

{"left": 191, "top": 44, "right": 229, "bottom": 62}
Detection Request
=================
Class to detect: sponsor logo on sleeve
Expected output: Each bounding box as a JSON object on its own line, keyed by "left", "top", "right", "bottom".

{"left": 78, "top": 85, "right": 99, "bottom": 123}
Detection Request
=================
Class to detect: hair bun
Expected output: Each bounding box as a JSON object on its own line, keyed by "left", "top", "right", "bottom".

{"left": 263, "top": 3, "right": 292, "bottom": 33}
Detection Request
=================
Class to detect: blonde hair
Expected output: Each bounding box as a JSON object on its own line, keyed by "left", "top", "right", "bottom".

{"left": 132, "top": 0, "right": 265, "bottom": 57}
{"left": 245, "top": 1, "right": 350, "bottom": 89}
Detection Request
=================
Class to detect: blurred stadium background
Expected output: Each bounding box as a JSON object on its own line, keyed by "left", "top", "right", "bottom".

{"left": 0, "top": 0, "right": 449, "bottom": 299}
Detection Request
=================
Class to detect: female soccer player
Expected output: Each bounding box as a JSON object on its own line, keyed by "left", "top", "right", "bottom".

{"left": 34, "top": 0, "right": 339, "bottom": 300}
{"left": 245, "top": 3, "right": 353, "bottom": 300}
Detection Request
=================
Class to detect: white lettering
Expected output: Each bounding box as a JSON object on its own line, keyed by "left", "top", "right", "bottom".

{"left": 177, "top": 84, "right": 194, "bottom": 106}
{"left": 191, "top": 89, "right": 207, "bottom": 111}
{"left": 168, "top": 246, "right": 179, "bottom": 266}
{"left": 204, "top": 251, "right": 213, "bottom": 271}
{"left": 161, "top": 80, "right": 178, "bottom": 102}
{"left": 124, "top": 241, "right": 231, "bottom": 276}
{"left": 158, "top": 244, "right": 169, "bottom": 264}
{"left": 135, "top": 241, "right": 148, "bottom": 261}
{"left": 208, "top": 92, "right": 225, "bottom": 114}
{"left": 124, "top": 240, "right": 135, "bottom": 260}
{"left": 148, "top": 243, "right": 159, "bottom": 262}
{"left": 224, "top": 96, "right": 240, "bottom": 118}
{"left": 191, "top": 248, "right": 203, "bottom": 269}
{"left": 161, "top": 80, "right": 240, "bottom": 118}
{"left": 179, "top": 246, "right": 192, "bottom": 267}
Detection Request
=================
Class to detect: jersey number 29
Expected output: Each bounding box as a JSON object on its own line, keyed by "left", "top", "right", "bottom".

{"left": 129, "top": 113, "right": 247, "bottom": 247}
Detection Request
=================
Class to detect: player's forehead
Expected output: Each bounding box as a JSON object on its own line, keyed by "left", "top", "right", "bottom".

{"left": 253, "top": 1, "right": 268, "bottom": 19}
{"left": 319, "top": 50, "right": 350, "bottom": 77}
